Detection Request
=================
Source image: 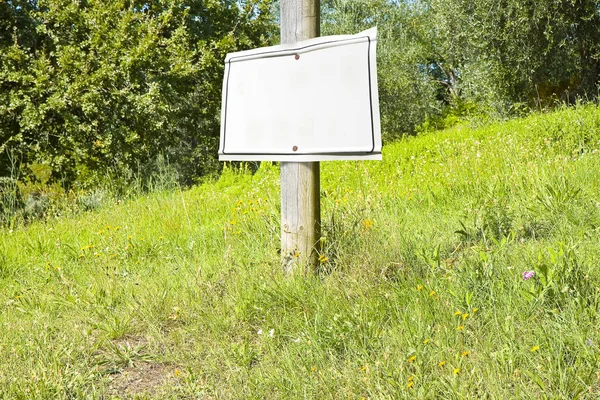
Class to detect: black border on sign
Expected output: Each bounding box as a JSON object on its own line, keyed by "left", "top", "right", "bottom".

{"left": 221, "top": 35, "right": 375, "bottom": 156}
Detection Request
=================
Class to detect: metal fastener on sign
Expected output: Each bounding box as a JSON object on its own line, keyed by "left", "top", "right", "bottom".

{"left": 294, "top": 54, "right": 300, "bottom": 60}
{"left": 292, "top": 146, "right": 298, "bottom": 152}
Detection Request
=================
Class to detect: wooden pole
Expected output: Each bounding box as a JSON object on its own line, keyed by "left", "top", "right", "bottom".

{"left": 280, "top": 0, "right": 321, "bottom": 274}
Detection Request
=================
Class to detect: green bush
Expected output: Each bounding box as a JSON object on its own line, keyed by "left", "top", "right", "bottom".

{"left": 0, "top": 0, "right": 277, "bottom": 188}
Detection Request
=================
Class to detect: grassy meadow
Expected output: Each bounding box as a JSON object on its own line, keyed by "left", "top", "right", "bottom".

{"left": 2, "top": 104, "right": 600, "bottom": 398}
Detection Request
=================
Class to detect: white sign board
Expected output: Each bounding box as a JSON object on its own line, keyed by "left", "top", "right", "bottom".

{"left": 219, "top": 28, "right": 381, "bottom": 161}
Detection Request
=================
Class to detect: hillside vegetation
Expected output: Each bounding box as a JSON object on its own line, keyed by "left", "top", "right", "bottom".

{"left": 2, "top": 104, "right": 600, "bottom": 398}
{"left": 3, "top": 0, "right": 599, "bottom": 186}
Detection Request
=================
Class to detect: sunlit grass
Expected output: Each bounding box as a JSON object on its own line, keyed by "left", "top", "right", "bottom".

{"left": 2, "top": 104, "right": 600, "bottom": 398}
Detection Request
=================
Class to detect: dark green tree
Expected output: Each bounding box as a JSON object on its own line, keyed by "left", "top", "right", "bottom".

{"left": 0, "top": 0, "right": 277, "bottom": 187}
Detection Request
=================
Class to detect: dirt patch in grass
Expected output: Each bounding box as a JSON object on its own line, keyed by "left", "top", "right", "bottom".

{"left": 106, "top": 361, "right": 183, "bottom": 398}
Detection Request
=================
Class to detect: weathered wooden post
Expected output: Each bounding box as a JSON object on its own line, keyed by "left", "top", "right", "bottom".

{"left": 279, "top": 0, "right": 321, "bottom": 274}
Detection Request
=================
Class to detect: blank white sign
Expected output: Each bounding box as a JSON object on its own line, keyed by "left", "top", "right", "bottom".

{"left": 219, "top": 28, "right": 381, "bottom": 161}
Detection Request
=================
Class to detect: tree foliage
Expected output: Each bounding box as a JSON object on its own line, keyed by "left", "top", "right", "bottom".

{"left": 0, "top": 0, "right": 277, "bottom": 186}
{"left": 427, "top": 0, "right": 600, "bottom": 111}
{"left": 2, "top": 0, "right": 599, "bottom": 187}
{"left": 322, "top": 0, "right": 600, "bottom": 136}
{"left": 321, "top": 0, "right": 439, "bottom": 140}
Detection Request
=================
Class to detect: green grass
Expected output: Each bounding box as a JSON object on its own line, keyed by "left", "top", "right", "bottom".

{"left": 2, "top": 104, "right": 600, "bottom": 398}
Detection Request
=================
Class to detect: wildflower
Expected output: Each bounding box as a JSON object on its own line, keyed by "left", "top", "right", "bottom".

{"left": 423, "top": 338, "right": 431, "bottom": 344}
{"left": 257, "top": 329, "right": 263, "bottom": 335}
{"left": 438, "top": 360, "right": 446, "bottom": 367}
{"left": 429, "top": 290, "right": 435, "bottom": 297}
{"left": 362, "top": 219, "right": 374, "bottom": 230}
{"left": 174, "top": 369, "right": 181, "bottom": 377}
{"left": 417, "top": 285, "right": 423, "bottom": 291}
{"left": 457, "top": 325, "right": 464, "bottom": 331}
{"left": 408, "top": 376, "right": 414, "bottom": 382}
{"left": 269, "top": 328, "right": 275, "bottom": 337}
{"left": 407, "top": 381, "right": 414, "bottom": 388}
{"left": 318, "top": 254, "right": 329, "bottom": 263}
{"left": 453, "top": 368, "right": 460, "bottom": 375}
{"left": 408, "top": 355, "right": 416, "bottom": 363}
{"left": 454, "top": 310, "right": 462, "bottom": 316}
{"left": 523, "top": 271, "right": 535, "bottom": 280}
{"left": 462, "top": 313, "right": 469, "bottom": 320}
{"left": 461, "top": 351, "right": 471, "bottom": 357}
{"left": 472, "top": 308, "right": 479, "bottom": 313}
{"left": 311, "top": 366, "right": 317, "bottom": 371}
{"left": 531, "top": 345, "right": 540, "bottom": 352}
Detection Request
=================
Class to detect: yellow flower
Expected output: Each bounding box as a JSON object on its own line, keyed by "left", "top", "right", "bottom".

{"left": 429, "top": 290, "right": 435, "bottom": 297}
{"left": 423, "top": 338, "right": 431, "bottom": 344}
{"left": 453, "top": 368, "right": 460, "bottom": 375}
{"left": 461, "top": 351, "right": 471, "bottom": 357}
{"left": 454, "top": 310, "right": 462, "bottom": 316}
{"left": 531, "top": 345, "right": 540, "bottom": 352}
{"left": 417, "top": 285, "right": 423, "bottom": 291}
{"left": 318, "top": 254, "right": 329, "bottom": 263}
{"left": 472, "top": 308, "right": 479, "bottom": 313}
{"left": 408, "top": 355, "right": 416, "bottom": 363}
{"left": 362, "top": 218, "right": 374, "bottom": 230}
{"left": 438, "top": 360, "right": 446, "bottom": 367}
{"left": 408, "top": 376, "right": 414, "bottom": 382}
{"left": 462, "top": 313, "right": 469, "bottom": 320}
{"left": 407, "top": 381, "right": 414, "bottom": 388}
{"left": 311, "top": 366, "right": 317, "bottom": 371}
{"left": 457, "top": 325, "right": 464, "bottom": 331}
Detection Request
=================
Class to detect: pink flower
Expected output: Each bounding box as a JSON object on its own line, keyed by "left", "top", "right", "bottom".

{"left": 523, "top": 271, "right": 535, "bottom": 280}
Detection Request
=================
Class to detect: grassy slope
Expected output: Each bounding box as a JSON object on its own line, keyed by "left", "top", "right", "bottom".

{"left": 2, "top": 105, "right": 600, "bottom": 398}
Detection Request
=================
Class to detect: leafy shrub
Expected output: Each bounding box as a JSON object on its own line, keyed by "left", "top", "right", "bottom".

{"left": 0, "top": 0, "right": 277, "bottom": 188}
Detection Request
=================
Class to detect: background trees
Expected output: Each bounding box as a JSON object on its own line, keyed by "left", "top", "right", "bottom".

{"left": 0, "top": 0, "right": 277, "bottom": 187}
{"left": 322, "top": 0, "right": 600, "bottom": 133}
{"left": 1, "top": 0, "right": 599, "bottom": 188}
